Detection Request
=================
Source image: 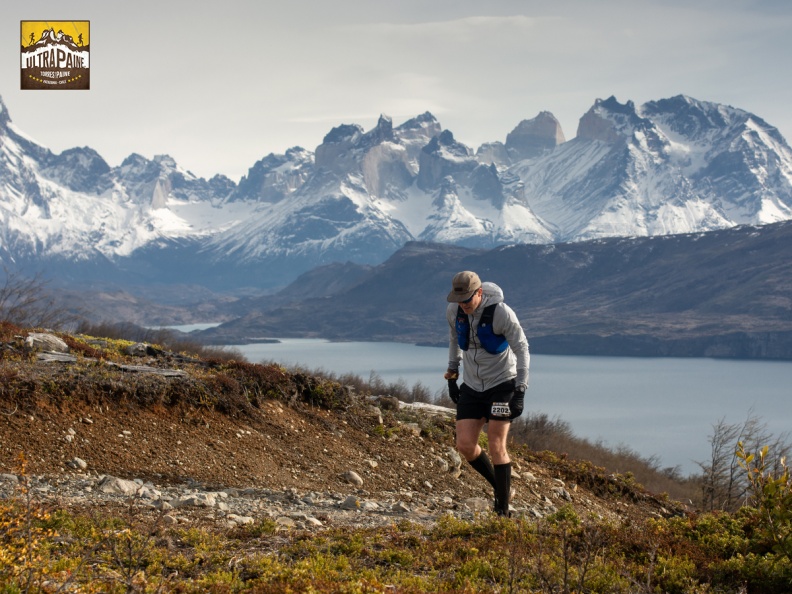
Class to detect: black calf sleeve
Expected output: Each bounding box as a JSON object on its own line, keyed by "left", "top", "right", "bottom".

{"left": 468, "top": 451, "right": 497, "bottom": 489}
{"left": 494, "top": 462, "right": 512, "bottom": 516}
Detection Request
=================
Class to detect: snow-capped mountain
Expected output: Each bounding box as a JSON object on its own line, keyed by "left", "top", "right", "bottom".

{"left": 1, "top": 93, "right": 791, "bottom": 291}
{"left": 513, "top": 96, "right": 792, "bottom": 241}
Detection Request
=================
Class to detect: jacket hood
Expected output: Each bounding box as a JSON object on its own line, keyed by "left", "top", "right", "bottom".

{"left": 479, "top": 282, "right": 504, "bottom": 308}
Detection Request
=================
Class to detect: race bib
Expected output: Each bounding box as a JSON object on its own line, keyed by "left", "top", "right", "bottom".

{"left": 491, "top": 402, "right": 511, "bottom": 418}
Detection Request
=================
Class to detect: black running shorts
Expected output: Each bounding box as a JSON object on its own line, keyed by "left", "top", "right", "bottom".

{"left": 456, "top": 379, "right": 516, "bottom": 422}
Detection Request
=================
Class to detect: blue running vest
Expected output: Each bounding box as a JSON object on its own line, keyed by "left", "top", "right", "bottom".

{"left": 455, "top": 304, "right": 508, "bottom": 354}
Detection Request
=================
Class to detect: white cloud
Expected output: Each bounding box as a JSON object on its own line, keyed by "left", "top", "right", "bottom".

{"left": 2, "top": 0, "right": 791, "bottom": 181}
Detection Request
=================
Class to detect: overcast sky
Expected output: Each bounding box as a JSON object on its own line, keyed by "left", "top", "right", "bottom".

{"left": 4, "top": 0, "right": 792, "bottom": 181}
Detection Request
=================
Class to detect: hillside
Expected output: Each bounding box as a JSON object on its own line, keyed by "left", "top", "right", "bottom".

{"left": 0, "top": 323, "right": 681, "bottom": 529}
{"left": 9, "top": 324, "right": 792, "bottom": 593}
{"left": 199, "top": 219, "right": 792, "bottom": 359}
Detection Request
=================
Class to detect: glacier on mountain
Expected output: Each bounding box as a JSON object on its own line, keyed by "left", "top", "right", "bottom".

{"left": 1, "top": 93, "right": 791, "bottom": 289}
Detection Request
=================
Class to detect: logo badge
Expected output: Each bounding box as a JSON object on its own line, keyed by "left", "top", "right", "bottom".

{"left": 21, "top": 21, "right": 90, "bottom": 90}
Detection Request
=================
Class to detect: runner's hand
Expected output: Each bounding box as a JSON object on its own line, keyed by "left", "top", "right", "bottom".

{"left": 509, "top": 388, "right": 525, "bottom": 419}
{"left": 447, "top": 378, "right": 460, "bottom": 404}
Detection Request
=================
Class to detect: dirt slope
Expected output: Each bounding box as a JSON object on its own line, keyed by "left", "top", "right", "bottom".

{"left": 0, "top": 327, "right": 685, "bottom": 525}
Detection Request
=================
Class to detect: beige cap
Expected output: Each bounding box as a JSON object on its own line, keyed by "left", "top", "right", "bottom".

{"left": 447, "top": 271, "right": 481, "bottom": 302}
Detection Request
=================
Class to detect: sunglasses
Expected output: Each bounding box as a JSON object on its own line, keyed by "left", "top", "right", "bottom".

{"left": 460, "top": 293, "right": 476, "bottom": 304}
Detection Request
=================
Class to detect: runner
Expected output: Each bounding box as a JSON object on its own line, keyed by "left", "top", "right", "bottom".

{"left": 444, "top": 271, "right": 530, "bottom": 516}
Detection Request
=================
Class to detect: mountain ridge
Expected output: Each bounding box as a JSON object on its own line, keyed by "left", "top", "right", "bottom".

{"left": 2, "top": 93, "right": 791, "bottom": 292}
{"left": 197, "top": 219, "right": 792, "bottom": 360}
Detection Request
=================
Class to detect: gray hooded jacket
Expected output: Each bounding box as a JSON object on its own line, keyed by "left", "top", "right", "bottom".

{"left": 446, "top": 282, "right": 530, "bottom": 393}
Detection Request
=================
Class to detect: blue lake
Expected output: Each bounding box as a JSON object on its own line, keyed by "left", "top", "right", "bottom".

{"left": 189, "top": 336, "right": 792, "bottom": 477}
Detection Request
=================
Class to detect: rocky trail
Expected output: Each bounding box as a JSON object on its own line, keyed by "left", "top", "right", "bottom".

{"left": 0, "top": 329, "right": 685, "bottom": 532}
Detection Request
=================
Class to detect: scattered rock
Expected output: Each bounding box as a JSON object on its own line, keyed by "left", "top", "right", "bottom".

{"left": 447, "top": 448, "right": 462, "bottom": 470}
{"left": 97, "top": 476, "right": 141, "bottom": 496}
{"left": 340, "top": 495, "right": 360, "bottom": 510}
{"left": 25, "top": 333, "right": 69, "bottom": 353}
{"left": 375, "top": 396, "right": 400, "bottom": 411}
{"left": 552, "top": 487, "right": 573, "bottom": 501}
{"left": 275, "top": 516, "right": 296, "bottom": 529}
{"left": 66, "top": 457, "right": 87, "bottom": 471}
{"left": 341, "top": 470, "right": 363, "bottom": 487}
{"left": 402, "top": 423, "right": 421, "bottom": 437}
{"left": 464, "top": 497, "right": 491, "bottom": 512}
{"left": 227, "top": 514, "right": 255, "bottom": 526}
{"left": 125, "top": 343, "right": 151, "bottom": 357}
{"left": 366, "top": 405, "right": 384, "bottom": 425}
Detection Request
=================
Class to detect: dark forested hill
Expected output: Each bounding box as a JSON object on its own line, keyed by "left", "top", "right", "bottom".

{"left": 199, "top": 220, "right": 792, "bottom": 359}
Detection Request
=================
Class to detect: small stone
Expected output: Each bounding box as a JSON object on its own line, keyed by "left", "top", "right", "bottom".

{"left": 275, "top": 516, "right": 296, "bottom": 528}
{"left": 175, "top": 492, "right": 217, "bottom": 508}
{"left": 341, "top": 470, "right": 363, "bottom": 487}
{"left": 227, "top": 514, "right": 255, "bottom": 526}
{"left": 97, "top": 476, "right": 140, "bottom": 496}
{"left": 552, "top": 487, "right": 573, "bottom": 501}
{"left": 66, "top": 457, "right": 87, "bottom": 471}
{"left": 125, "top": 343, "right": 149, "bottom": 357}
{"left": 340, "top": 495, "right": 360, "bottom": 510}
{"left": 402, "top": 423, "right": 421, "bottom": 437}
{"left": 464, "top": 497, "right": 491, "bottom": 512}
{"left": 366, "top": 405, "right": 384, "bottom": 425}
{"left": 24, "top": 333, "right": 69, "bottom": 353}
{"left": 447, "top": 448, "right": 462, "bottom": 469}
{"left": 376, "top": 396, "right": 400, "bottom": 411}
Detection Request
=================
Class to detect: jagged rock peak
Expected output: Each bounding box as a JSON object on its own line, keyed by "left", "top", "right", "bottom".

{"left": 417, "top": 130, "right": 477, "bottom": 191}
{"left": 152, "top": 154, "right": 178, "bottom": 169}
{"left": 120, "top": 153, "right": 148, "bottom": 168}
{"left": 505, "top": 111, "right": 566, "bottom": 160}
{"left": 423, "top": 130, "right": 472, "bottom": 158}
{"left": 395, "top": 112, "right": 443, "bottom": 145}
{"left": 576, "top": 96, "right": 643, "bottom": 143}
{"left": 232, "top": 145, "right": 314, "bottom": 202}
{"left": 398, "top": 111, "right": 439, "bottom": 130}
{"left": 0, "top": 95, "right": 9, "bottom": 127}
{"left": 476, "top": 141, "right": 510, "bottom": 168}
{"left": 640, "top": 95, "right": 786, "bottom": 144}
{"left": 374, "top": 114, "right": 393, "bottom": 134}
{"left": 321, "top": 123, "right": 364, "bottom": 145}
{"left": 315, "top": 123, "right": 365, "bottom": 171}
{"left": 363, "top": 114, "right": 395, "bottom": 145}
